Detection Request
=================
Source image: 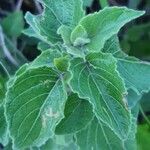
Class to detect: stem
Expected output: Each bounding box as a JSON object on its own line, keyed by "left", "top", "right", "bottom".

{"left": 99, "top": 0, "right": 109, "bottom": 8}
{"left": 140, "top": 106, "right": 150, "bottom": 127}
{"left": 34, "top": 0, "right": 43, "bottom": 14}
{"left": 16, "top": 0, "right": 24, "bottom": 11}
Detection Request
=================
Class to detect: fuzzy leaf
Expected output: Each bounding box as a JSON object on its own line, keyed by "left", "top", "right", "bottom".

{"left": 116, "top": 56, "right": 150, "bottom": 94}
{"left": 71, "top": 7, "right": 144, "bottom": 52}
{"left": 69, "top": 52, "right": 130, "bottom": 139}
{"left": 31, "top": 49, "right": 62, "bottom": 68}
{"left": 103, "top": 36, "right": 150, "bottom": 94}
{"left": 55, "top": 93, "right": 93, "bottom": 134}
{"left": 25, "top": 0, "right": 85, "bottom": 44}
{"left": 76, "top": 117, "right": 136, "bottom": 150}
{"left": 5, "top": 67, "right": 67, "bottom": 149}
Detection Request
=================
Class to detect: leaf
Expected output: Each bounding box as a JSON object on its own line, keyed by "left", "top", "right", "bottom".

{"left": 70, "top": 7, "right": 144, "bottom": 52}
{"left": 25, "top": 0, "right": 85, "bottom": 44}
{"left": 127, "top": 89, "right": 142, "bottom": 109}
{"left": 39, "top": 135, "right": 77, "bottom": 150}
{"left": 76, "top": 117, "right": 136, "bottom": 150}
{"left": 5, "top": 67, "right": 67, "bottom": 149}
{"left": 1, "top": 11, "right": 24, "bottom": 37}
{"left": 37, "top": 42, "right": 51, "bottom": 51}
{"left": 55, "top": 93, "right": 93, "bottom": 134}
{"left": 103, "top": 36, "right": 150, "bottom": 94}
{"left": 116, "top": 53, "right": 150, "bottom": 94}
{"left": 69, "top": 52, "right": 130, "bottom": 139}
{"left": 30, "top": 49, "right": 62, "bottom": 68}
{"left": 0, "top": 105, "right": 9, "bottom": 146}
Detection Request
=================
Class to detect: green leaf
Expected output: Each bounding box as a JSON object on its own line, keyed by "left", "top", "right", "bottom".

{"left": 25, "top": 0, "right": 85, "bottom": 44}
{"left": 71, "top": 25, "right": 90, "bottom": 47}
{"left": 31, "top": 49, "right": 62, "bottom": 68}
{"left": 39, "top": 135, "right": 77, "bottom": 150}
{"left": 103, "top": 36, "right": 150, "bottom": 94}
{"left": 38, "top": 42, "right": 51, "bottom": 51}
{"left": 5, "top": 67, "right": 67, "bottom": 149}
{"left": 54, "top": 57, "right": 69, "bottom": 72}
{"left": 0, "top": 105, "right": 9, "bottom": 146}
{"left": 55, "top": 93, "right": 93, "bottom": 134}
{"left": 127, "top": 89, "right": 142, "bottom": 109}
{"left": 69, "top": 52, "right": 130, "bottom": 139}
{"left": 41, "top": 0, "right": 85, "bottom": 28}
{"left": 76, "top": 117, "right": 136, "bottom": 150}
{"left": 1, "top": 11, "right": 24, "bottom": 37}
{"left": 116, "top": 53, "right": 150, "bottom": 94}
{"left": 71, "top": 7, "right": 144, "bottom": 52}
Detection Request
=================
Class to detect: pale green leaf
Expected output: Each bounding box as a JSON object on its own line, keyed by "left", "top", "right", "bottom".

{"left": 5, "top": 67, "right": 67, "bottom": 149}
{"left": 117, "top": 56, "right": 150, "bottom": 94}
{"left": 39, "top": 135, "right": 77, "bottom": 150}
{"left": 37, "top": 42, "right": 51, "bottom": 51}
{"left": 55, "top": 93, "right": 93, "bottom": 134}
{"left": 127, "top": 89, "right": 142, "bottom": 109}
{"left": 40, "top": 0, "right": 85, "bottom": 28}
{"left": 57, "top": 25, "right": 72, "bottom": 45}
{"left": 30, "top": 49, "right": 62, "bottom": 68}
{"left": 76, "top": 117, "right": 136, "bottom": 150}
{"left": 69, "top": 52, "right": 130, "bottom": 139}
{"left": 25, "top": 0, "right": 85, "bottom": 44}
{"left": 103, "top": 36, "right": 150, "bottom": 94}
{"left": 71, "top": 25, "right": 90, "bottom": 47}
{"left": 71, "top": 7, "right": 144, "bottom": 52}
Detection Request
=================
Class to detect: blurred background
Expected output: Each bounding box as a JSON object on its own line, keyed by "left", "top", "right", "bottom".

{"left": 0, "top": 0, "right": 150, "bottom": 149}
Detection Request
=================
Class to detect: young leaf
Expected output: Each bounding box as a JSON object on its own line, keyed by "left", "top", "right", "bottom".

{"left": 71, "top": 7, "right": 144, "bottom": 52}
{"left": 31, "top": 49, "right": 62, "bottom": 68}
{"left": 5, "top": 67, "right": 67, "bottom": 149}
{"left": 69, "top": 52, "right": 130, "bottom": 139}
{"left": 25, "top": 0, "right": 85, "bottom": 44}
{"left": 55, "top": 93, "right": 93, "bottom": 134}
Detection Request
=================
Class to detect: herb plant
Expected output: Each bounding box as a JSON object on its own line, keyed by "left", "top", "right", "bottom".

{"left": 0, "top": 0, "right": 150, "bottom": 149}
